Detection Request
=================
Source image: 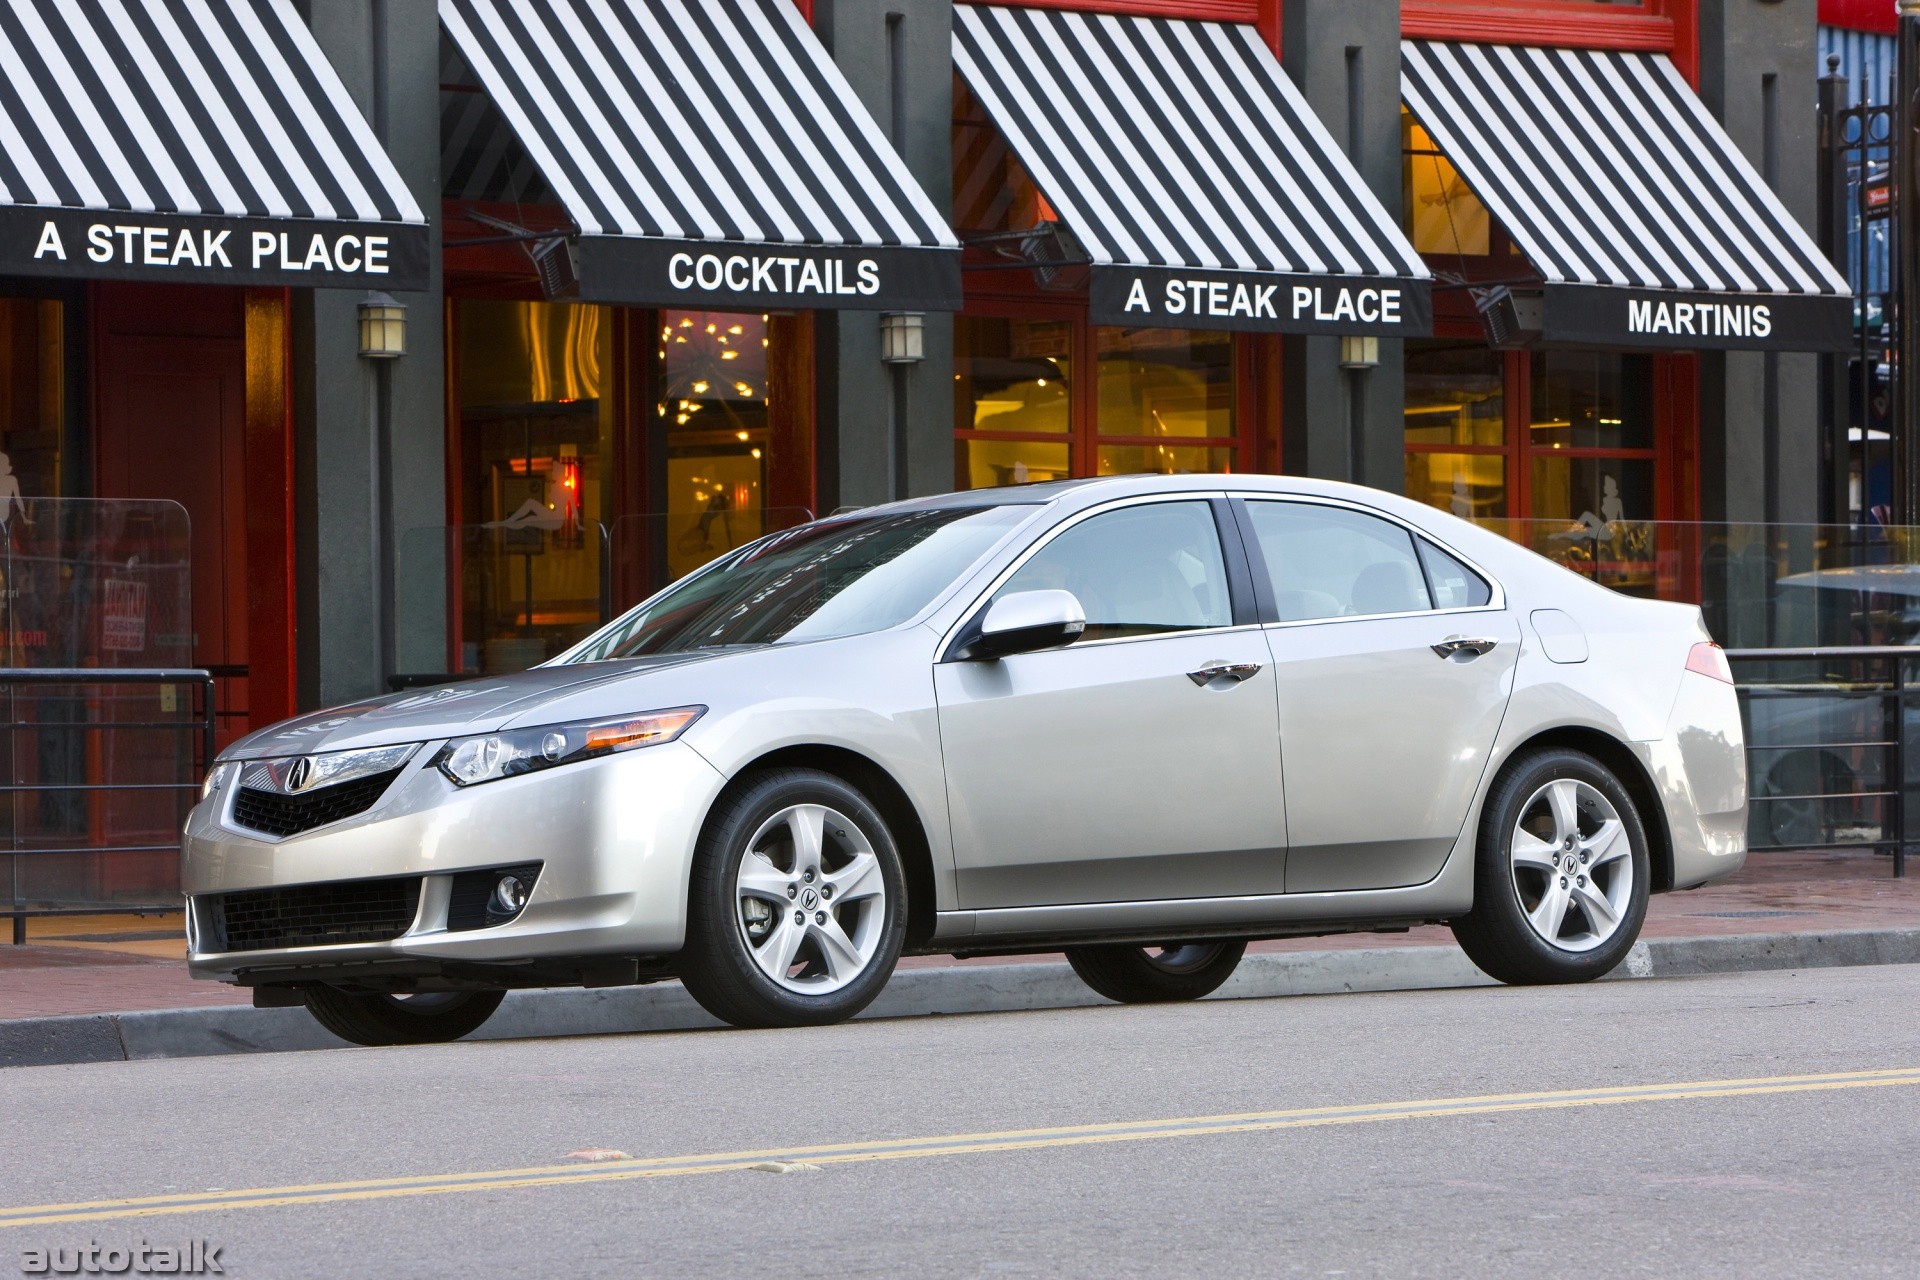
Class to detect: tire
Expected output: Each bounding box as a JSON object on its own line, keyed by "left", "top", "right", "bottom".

{"left": 1450, "top": 748, "right": 1650, "bottom": 986}
{"left": 1064, "top": 941, "right": 1247, "bottom": 1004}
{"left": 304, "top": 987, "right": 505, "bottom": 1047}
{"left": 679, "top": 768, "right": 907, "bottom": 1029}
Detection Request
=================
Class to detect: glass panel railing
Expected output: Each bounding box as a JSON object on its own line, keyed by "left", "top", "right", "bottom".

{"left": 400, "top": 507, "right": 816, "bottom": 679}
{"left": 0, "top": 499, "right": 200, "bottom": 922}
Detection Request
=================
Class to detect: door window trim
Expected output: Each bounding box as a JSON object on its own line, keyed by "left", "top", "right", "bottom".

{"left": 1229, "top": 493, "right": 1506, "bottom": 629}
{"left": 939, "top": 491, "right": 1260, "bottom": 661}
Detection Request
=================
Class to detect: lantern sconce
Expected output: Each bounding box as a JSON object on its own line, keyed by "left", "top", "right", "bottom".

{"left": 1338, "top": 335, "right": 1380, "bottom": 370}
{"left": 358, "top": 292, "right": 408, "bottom": 359}
{"left": 879, "top": 311, "right": 926, "bottom": 364}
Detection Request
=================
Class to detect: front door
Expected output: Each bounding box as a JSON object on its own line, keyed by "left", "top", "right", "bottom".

{"left": 1238, "top": 498, "right": 1518, "bottom": 894}
{"left": 936, "top": 499, "right": 1287, "bottom": 909}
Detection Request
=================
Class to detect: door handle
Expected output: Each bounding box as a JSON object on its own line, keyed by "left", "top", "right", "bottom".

{"left": 1432, "top": 636, "right": 1499, "bottom": 660}
{"left": 1188, "top": 662, "right": 1262, "bottom": 686}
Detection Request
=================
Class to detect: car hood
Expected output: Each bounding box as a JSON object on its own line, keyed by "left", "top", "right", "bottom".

{"left": 219, "top": 654, "right": 721, "bottom": 759}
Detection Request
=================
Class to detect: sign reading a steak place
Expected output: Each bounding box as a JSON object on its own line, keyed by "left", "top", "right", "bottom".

{"left": 1091, "top": 266, "right": 1432, "bottom": 337}
{"left": 0, "top": 207, "right": 431, "bottom": 291}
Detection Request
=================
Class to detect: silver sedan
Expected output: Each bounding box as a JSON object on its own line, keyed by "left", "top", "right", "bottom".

{"left": 181, "top": 475, "right": 1747, "bottom": 1044}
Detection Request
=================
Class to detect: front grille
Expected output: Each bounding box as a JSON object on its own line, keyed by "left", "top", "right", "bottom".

{"left": 214, "top": 877, "right": 423, "bottom": 952}
{"left": 231, "top": 768, "right": 403, "bottom": 838}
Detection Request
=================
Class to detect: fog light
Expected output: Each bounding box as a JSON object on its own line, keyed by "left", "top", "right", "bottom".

{"left": 492, "top": 875, "right": 529, "bottom": 915}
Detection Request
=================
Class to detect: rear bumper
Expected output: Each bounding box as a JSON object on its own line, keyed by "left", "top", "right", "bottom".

{"left": 1645, "top": 670, "right": 1749, "bottom": 890}
{"left": 181, "top": 741, "right": 727, "bottom": 982}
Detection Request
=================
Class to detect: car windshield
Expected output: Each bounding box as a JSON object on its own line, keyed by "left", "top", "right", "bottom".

{"left": 558, "top": 505, "right": 1033, "bottom": 661}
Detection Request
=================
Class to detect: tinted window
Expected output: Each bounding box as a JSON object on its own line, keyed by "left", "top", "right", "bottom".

{"left": 1418, "top": 540, "right": 1493, "bottom": 609}
{"left": 1244, "top": 502, "right": 1432, "bottom": 621}
{"left": 999, "top": 501, "right": 1230, "bottom": 641}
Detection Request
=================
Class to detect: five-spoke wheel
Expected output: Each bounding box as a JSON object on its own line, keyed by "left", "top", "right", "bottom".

{"left": 680, "top": 768, "right": 906, "bottom": 1028}
{"left": 1452, "top": 748, "right": 1649, "bottom": 985}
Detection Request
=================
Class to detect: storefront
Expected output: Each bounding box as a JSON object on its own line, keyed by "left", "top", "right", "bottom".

{"left": 432, "top": 0, "right": 960, "bottom": 671}
{"left": 948, "top": 2, "right": 1429, "bottom": 488}
{"left": 1395, "top": 4, "right": 1848, "bottom": 594}
{"left": 0, "top": 0, "right": 428, "bottom": 905}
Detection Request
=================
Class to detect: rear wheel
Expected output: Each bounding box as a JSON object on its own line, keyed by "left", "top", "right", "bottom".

{"left": 304, "top": 987, "right": 505, "bottom": 1047}
{"left": 1065, "top": 941, "right": 1247, "bottom": 1004}
{"left": 1451, "top": 748, "right": 1649, "bottom": 985}
{"left": 679, "top": 768, "right": 906, "bottom": 1029}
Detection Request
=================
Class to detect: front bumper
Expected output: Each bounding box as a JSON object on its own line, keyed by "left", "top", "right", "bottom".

{"left": 182, "top": 740, "right": 727, "bottom": 982}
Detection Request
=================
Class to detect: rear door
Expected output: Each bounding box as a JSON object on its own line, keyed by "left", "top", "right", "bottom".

{"left": 1237, "top": 498, "right": 1518, "bottom": 894}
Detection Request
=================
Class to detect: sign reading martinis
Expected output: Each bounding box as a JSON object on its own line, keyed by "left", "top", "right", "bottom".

{"left": 0, "top": 208, "right": 430, "bottom": 290}
{"left": 1091, "top": 267, "right": 1433, "bottom": 336}
{"left": 1543, "top": 284, "right": 1852, "bottom": 353}
{"left": 575, "top": 238, "right": 963, "bottom": 312}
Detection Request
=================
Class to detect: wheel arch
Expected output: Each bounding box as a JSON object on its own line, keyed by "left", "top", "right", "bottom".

{"left": 1496, "top": 727, "right": 1677, "bottom": 893}
{"left": 710, "top": 744, "right": 940, "bottom": 949}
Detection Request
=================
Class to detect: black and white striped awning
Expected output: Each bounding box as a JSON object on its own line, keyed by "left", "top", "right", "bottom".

{"left": 440, "top": 0, "right": 960, "bottom": 311}
{"left": 954, "top": 5, "right": 1430, "bottom": 336}
{"left": 0, "top": 0, "right": 426, "bottom": 289}
{"left": 1402, "top": 40, "right": 1851, "bottom": 351}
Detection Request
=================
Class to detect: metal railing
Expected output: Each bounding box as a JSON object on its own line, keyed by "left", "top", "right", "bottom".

{"left": 1729, "top": 647, "right": 1914, "bottom": 877}
{"left": 2, "top": 668, "right": 214, "bottom": 943}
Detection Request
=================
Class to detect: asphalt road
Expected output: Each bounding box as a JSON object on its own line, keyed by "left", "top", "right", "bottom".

{"left": 4, "top": 965, "right": 1919, "bottom": 1278}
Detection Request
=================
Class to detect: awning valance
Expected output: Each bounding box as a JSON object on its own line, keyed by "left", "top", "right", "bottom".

{"left": 1402, "top": 40, "right": 1851, "bottom": 351}
{"left": 0, "top": 0, "right": 427, "bottom": 289}
{"left": 954, "top": 4, "right": 1431, "bottom": 336}
{"left": 439, "top": 0, "right": 960, "bottom": 311}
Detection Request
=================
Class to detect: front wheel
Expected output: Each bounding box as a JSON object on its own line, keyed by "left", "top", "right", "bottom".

{"left": 679, "top": 768, "right": 906, "bottom": 1029}
{"left": 304, "top": 987, "right": 505, "bottom": 1046}
{"left": 1450, "top": 748, "right": 1650, "bottom": 985}
{"left": 1065, "top": 941, "right": 1247, "bottom": 1004}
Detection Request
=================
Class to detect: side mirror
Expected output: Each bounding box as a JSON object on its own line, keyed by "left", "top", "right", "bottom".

{"left": 959, "top": 589, "right": 1087, "bottom": 660}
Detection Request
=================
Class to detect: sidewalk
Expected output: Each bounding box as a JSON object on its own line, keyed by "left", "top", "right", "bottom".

{"left": 3, "top": 849, "right": 1915, "bottom": 1024}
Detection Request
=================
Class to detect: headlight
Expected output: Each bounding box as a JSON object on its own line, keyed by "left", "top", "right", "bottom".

{"left": 200, "top": 760, "right": 238, "bottom": 799}
{"left": 433, "top": 706, "right": 704, "bottom": 787}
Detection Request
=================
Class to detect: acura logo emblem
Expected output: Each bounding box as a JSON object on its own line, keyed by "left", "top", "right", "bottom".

{"left": 285, "top": 757, "right": 314, "bottom": 793}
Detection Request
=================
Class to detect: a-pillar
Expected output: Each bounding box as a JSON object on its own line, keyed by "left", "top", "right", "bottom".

{"left": 812, "top": 0, "right": 957, "bottom": 510}
{"left": 1280, "top": 0, "right": 1406, "bottom": 489}
{"left": 291, "top": 0, "right": 446, "bottom": 707}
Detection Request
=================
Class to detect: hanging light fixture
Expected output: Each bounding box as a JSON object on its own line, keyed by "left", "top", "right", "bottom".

{"left": 879, "top": 312, "right": 926, "bottom": 364}
{"left": 357, "top": 292, "right": 407, "bottom": 359}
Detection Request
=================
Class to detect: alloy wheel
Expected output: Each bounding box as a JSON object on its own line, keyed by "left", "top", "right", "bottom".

{"left": 1508, "top": 778, "right": 1634, "bottom": 954}
{"left": 733, "top": 803, "right": 888, "bottom": 996}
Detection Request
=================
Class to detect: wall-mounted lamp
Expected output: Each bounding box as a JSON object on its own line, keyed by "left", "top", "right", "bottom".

{"left": 879, "top": 311, "right": 926, "bottom": 364}
{"left": 1338, "top": 335, "right": 1379, "bottom": 370}
{"left": 357, "top": 292, "right": 407, "bottom": 359}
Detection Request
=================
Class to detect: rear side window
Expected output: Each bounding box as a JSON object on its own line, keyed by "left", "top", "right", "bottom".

{"left": 1243, "top": 501, "right": 1432, "bottom": 621}
{"left": 1418, "top": 540, "right": 1493, "bottom": 609}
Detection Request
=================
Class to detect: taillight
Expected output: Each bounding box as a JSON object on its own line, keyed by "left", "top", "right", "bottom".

{"left": 1686, "top": 641, "right": 1734, "bottom": 684}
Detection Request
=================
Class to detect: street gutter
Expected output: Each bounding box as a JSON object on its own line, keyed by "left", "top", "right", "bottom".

{"left": 5, "top": 926, "right": 1918, "bottom": 1069}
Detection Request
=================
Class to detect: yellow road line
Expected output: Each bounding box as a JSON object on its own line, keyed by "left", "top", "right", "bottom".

{"left": 4, "top": 1066, "right": 1915, "bottom": 1229}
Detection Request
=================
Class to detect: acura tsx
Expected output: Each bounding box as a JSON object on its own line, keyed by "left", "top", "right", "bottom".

{"left": 181, "top": 475, "right": 1747, "bottom": 1044}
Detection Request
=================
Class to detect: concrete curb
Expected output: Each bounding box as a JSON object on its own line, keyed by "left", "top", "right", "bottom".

{"left": 6, "top": 926, "right": 1919, "bottom": 1069}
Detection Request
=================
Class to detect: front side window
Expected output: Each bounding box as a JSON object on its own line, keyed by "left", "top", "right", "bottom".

{"left": 563, "top": 505, "right": 1032, "bottom": 661}
{"left": 1245, "top": 502, "right": 1433, "bottom": 622}
{"left": 997, "top": 501, "right": 1230, "bottom": 642}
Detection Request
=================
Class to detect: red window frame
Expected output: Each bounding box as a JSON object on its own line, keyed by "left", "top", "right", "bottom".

{"left": 953, "top": 0, "right": 1281, "bottom": 52}
{"left": 1402, "top": 1, "right": 1698, "bottom": 86}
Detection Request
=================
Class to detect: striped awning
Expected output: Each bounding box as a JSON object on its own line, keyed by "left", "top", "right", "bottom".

{"left": 0, "top": 0, "right": 426, "bottom": 289}
{"left": 954, "top": 5, "right": 1431, "bottom": 336}
{"left": 1402, "top": 40, "right": 1851, "bottom": 351}
{"left": 439, "top": 0, "right": 960, "bottom": 311}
